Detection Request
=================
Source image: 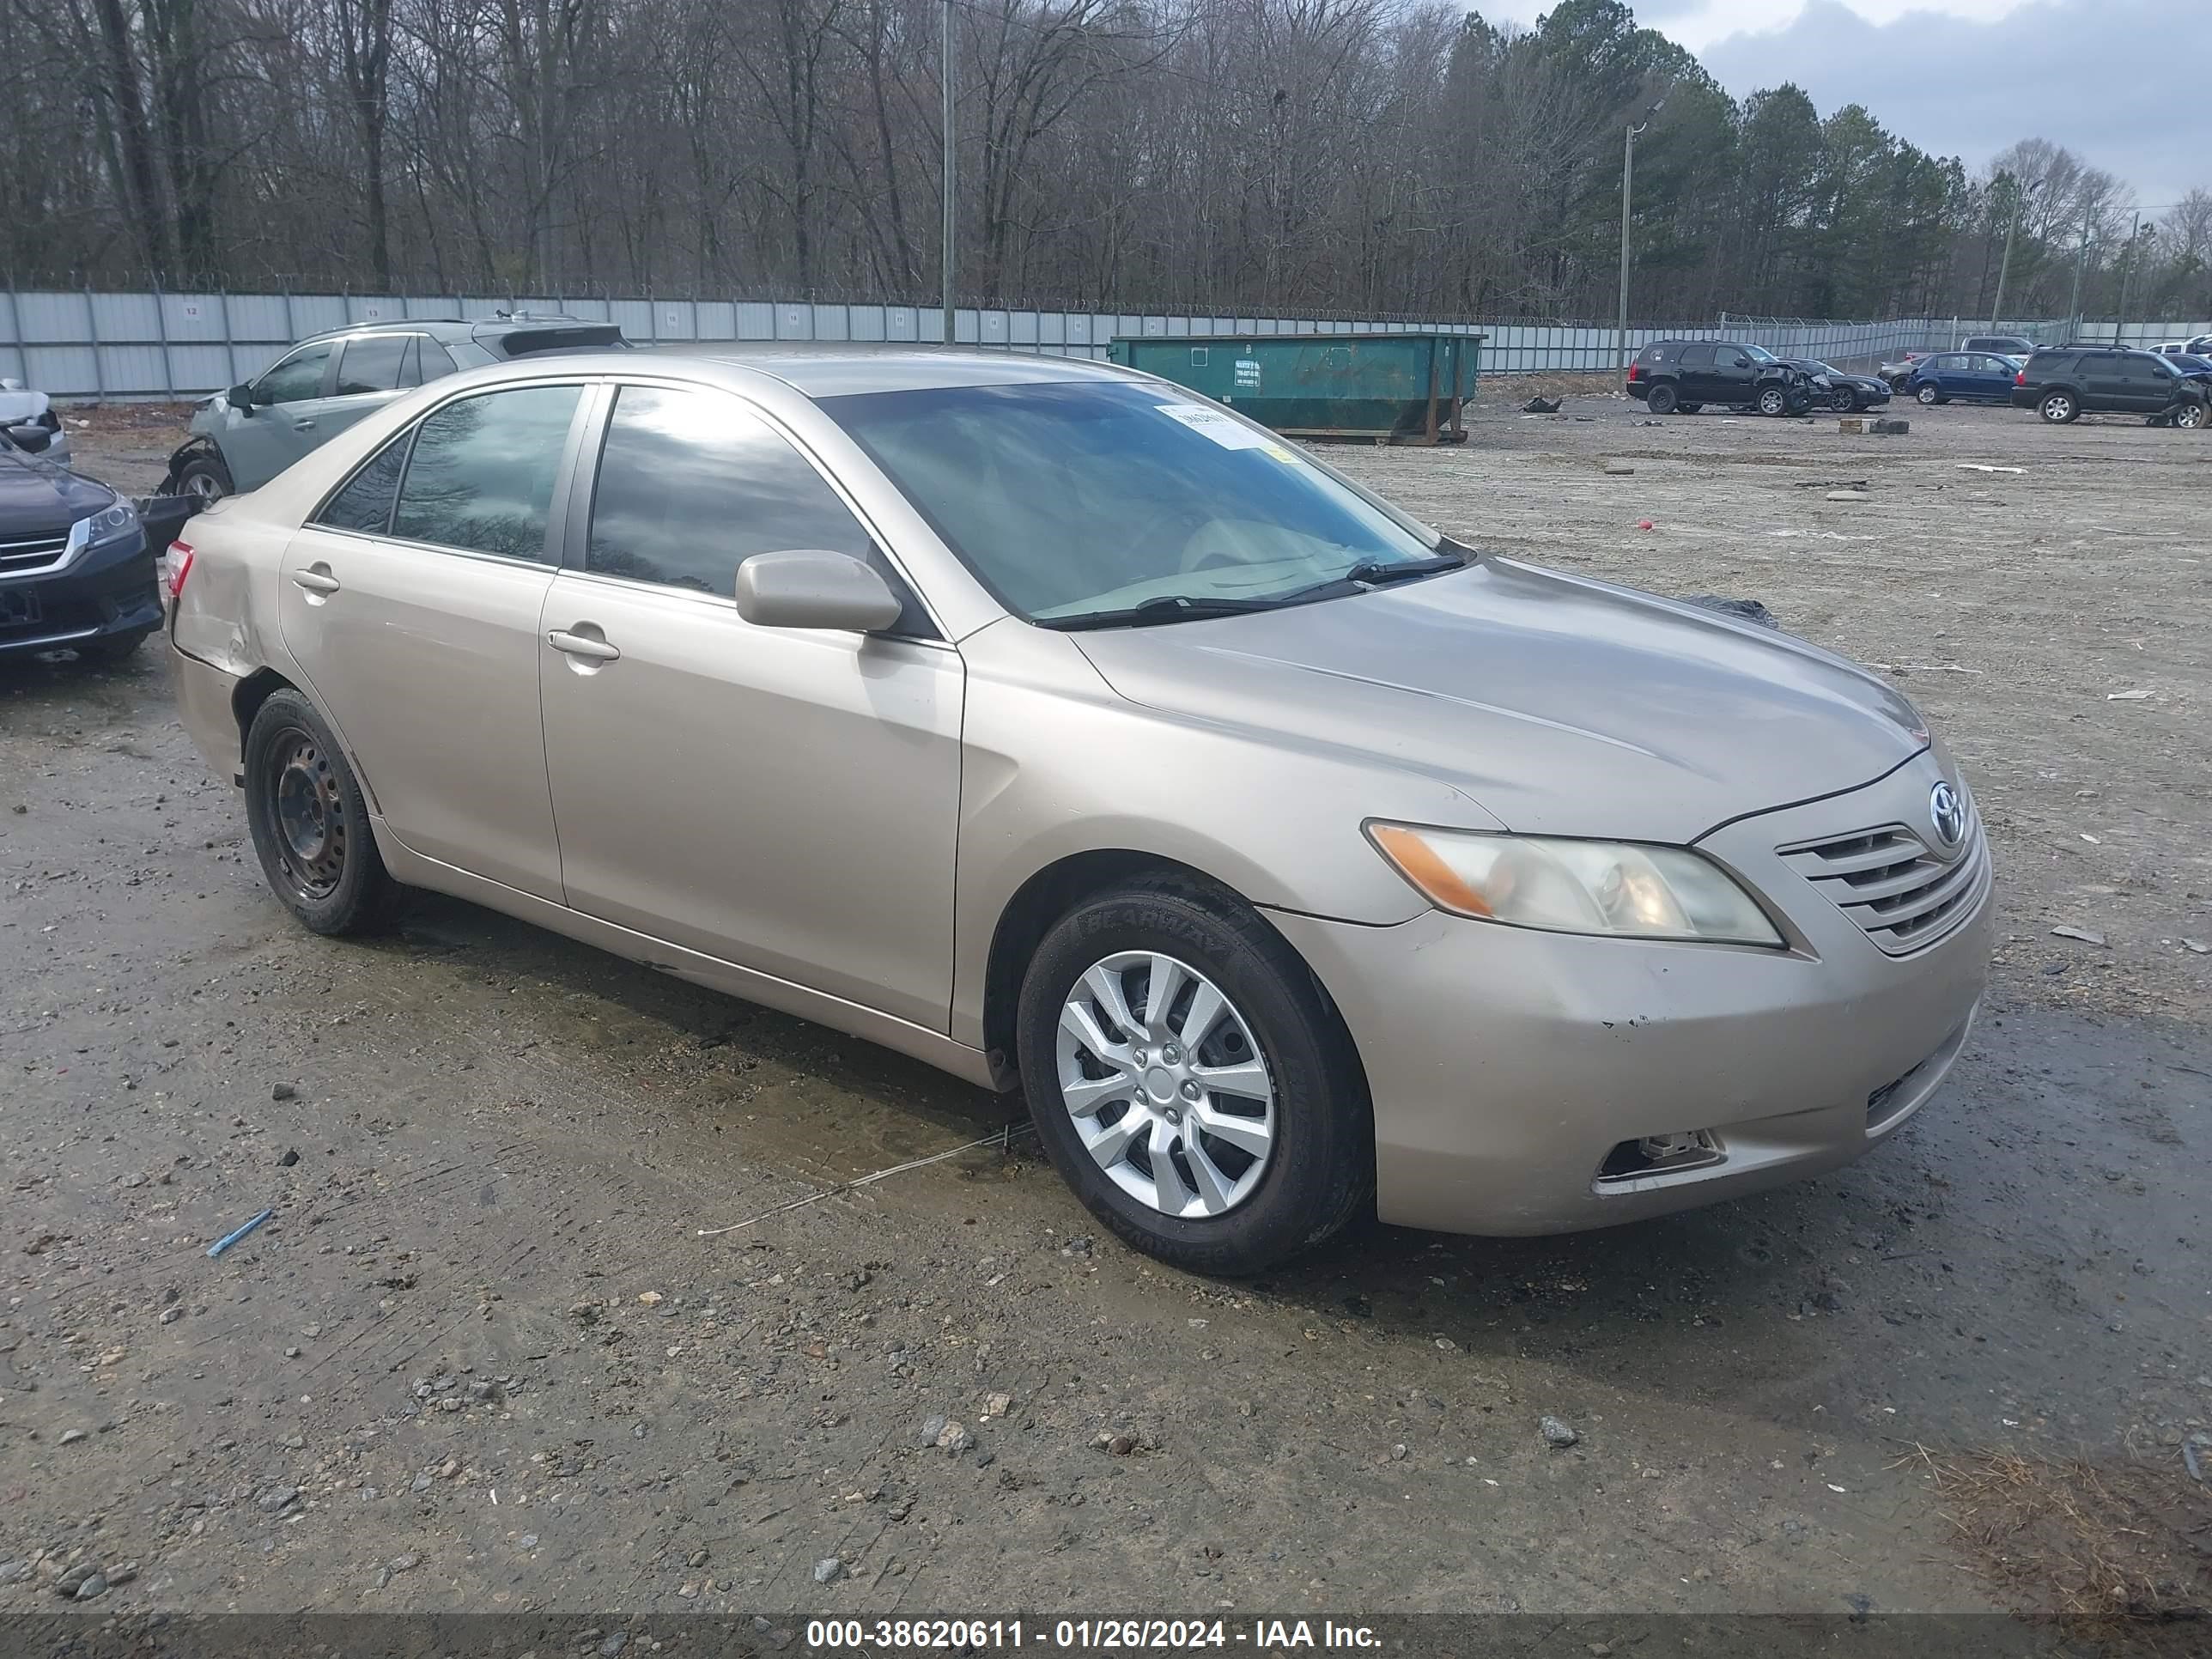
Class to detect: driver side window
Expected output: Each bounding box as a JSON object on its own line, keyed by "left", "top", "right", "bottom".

{"left": 253, "top": 341, "right": 335, "bottom": 405}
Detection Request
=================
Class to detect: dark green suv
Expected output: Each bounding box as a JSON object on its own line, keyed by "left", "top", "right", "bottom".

{"left": 2009, "top": 346, "right": 2209, "bottom": 428}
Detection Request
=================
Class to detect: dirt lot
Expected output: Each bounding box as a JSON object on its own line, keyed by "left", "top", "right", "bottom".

{"left": 2, "top": 395, "right": 2208, "bottom": 1646}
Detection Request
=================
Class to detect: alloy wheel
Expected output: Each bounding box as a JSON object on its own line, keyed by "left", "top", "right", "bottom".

{"left": 1758, "top": 388, "right": 1786, "bottom": 416}
{"left": 1054, "top": 951, "right": 1275, "bottom": 1218}
{"left": 265, "top": 727, "right": 348, "bottom": 901}
{"left": 182, "top": 469, "right": 226, "bottom": 506}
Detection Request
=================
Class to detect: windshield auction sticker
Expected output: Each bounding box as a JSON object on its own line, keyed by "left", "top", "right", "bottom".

{"left": 1156, "top": 403, "right": 1278, "bottom": 450}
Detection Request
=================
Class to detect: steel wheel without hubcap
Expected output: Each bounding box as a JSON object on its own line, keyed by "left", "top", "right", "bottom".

{"left": 1055, "top": 951, "right": 1275, "bottom": 1218}
{"left": 265, "top": 728, "right": 348, "bottom": 901}
{"left": 1917, "top": 384, "right": 1940, "bottom": 404}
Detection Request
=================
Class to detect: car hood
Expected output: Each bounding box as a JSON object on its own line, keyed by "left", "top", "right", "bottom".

{"left": 0, "top": 442, "right": 116, "bottom": 534}
{"left": 1070, "top": 557, "right": 1927, "bottom": 843}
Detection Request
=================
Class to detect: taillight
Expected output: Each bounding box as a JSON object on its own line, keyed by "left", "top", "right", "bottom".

{"left": 2014, "top": 369, "right": 2026, "bottom": 386}
{"left": 1626, "top": 363, "right": 1643, "bottom": 381}
{"left": 161, "top": 540, "right": 195, "bottom": 602}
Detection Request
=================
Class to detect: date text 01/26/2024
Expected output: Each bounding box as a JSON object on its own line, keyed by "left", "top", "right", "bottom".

{"left": 806, "top": 1619, "right": 1381, "bottom": 1650}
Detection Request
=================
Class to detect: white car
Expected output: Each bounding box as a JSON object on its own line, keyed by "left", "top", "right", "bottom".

{"left": 2154, "top": 336, "right": 2212, "bottom": 358}
{"left": 0, "top": 378, "right": 70, "bottom": 467}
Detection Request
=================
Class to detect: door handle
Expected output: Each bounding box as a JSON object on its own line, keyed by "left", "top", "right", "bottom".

{"left": 292, "top": 418, "right": 317, "bottom": 432}
{"left": 291, "top": 565, "right": 341, "bottom": 596}
{"left": 548, "top": 629, "right": 621, "bottom": 662}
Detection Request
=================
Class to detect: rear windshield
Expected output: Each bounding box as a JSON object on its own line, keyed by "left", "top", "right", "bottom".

{"left": 494, "top": 325, "right": 629, "bottom": 357}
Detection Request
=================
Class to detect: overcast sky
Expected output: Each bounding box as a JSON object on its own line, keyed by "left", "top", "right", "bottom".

{"left": 1476, "top": 0, "right": 2212, "bottom": 208}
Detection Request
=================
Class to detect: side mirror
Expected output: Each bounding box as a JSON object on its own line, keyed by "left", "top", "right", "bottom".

{"left": 227, "top": 383, "right": 256, "bottom": 413}
{"left": 733, "top": 549, "right": 902, "bottom": 633}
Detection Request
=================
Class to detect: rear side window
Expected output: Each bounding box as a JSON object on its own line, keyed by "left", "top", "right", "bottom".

{"left": 584, "top": 384, "right": 930, "bottom": 635}
{"left": 391, "top": 385, "right": 582, "bottom": 562}
{"left": 417, "top": 339, "right": 459, "bottom": 382}
{"left": 1678, "top": 343, "right": 1714, "bottom": 367}
{"left": 314, "top": 433, "right": 410, "bottom": 533}
{"left": 2032, "top": 351, "right": 2075, "bottom": 376}
{"left": 335, "top": 334, "right": 410, "bottom": 397}
{"left": 1637, "top": 344, "right": 1670, "bottom": 364}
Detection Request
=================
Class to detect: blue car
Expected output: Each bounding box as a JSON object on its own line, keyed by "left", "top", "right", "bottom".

{"left": 1905, "top": 352, "right": 2025, "bottom": 405}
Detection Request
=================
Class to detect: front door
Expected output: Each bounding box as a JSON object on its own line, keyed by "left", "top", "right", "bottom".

{"left": 1712, "top": 345, "right": 1759, "bottom": 404}
{"left": 225, "top": 338, "right": 338, "bottom": 489}
{"left": 538, "top": 382, "right": 963, "bottom": 1030}
{"left": 276, "top": 380, "right": 588, "bottom": 900}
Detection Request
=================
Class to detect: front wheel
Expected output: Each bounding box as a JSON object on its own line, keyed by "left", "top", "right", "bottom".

{"left": 173, "top": 452, "right": 234, "bottom": 507}
{"left": 1016, "top": 875, "right": 1370, "bottom": 1275}
{"left": 1756, "top": 386, "right": 1789, "bottom": 416}
{"left": 1644, "top": 382, "right": 1679, "bottom": 415}
{"left": 2172, "top": 402, "right": 2208, "bottom": 429}
{"left": 2039, "top": 392, "right": 2080, "bottom": 424}
{"left": 1829, "top": 386, "right": 1856, "bottom": 412}
{"left": 243, "top": 690, "right": 406, "bottom": 935}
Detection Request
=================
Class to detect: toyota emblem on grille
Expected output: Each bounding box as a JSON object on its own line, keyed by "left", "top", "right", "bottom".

{"left": 1929, "top": 781, "right": 1966, "bottom": 848}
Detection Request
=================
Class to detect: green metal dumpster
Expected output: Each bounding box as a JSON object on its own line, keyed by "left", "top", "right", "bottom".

{"left": 1106, "top": 331, "right": 1483, "bottom": 444}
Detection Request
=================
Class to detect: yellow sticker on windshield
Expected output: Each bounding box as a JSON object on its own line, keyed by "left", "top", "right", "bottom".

{"left": 1260, "top": 443, "right": 1297, "bottom": 463}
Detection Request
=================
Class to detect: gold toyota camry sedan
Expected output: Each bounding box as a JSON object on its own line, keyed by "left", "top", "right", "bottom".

{"left": 164, "top": 347, "right": 1990, "bottom": 1273}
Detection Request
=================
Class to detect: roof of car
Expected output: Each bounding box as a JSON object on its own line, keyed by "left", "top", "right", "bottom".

{"left": 660, "top": 344, "right": 1139, "bottom": 398}
{"left": 300, "top": 315, "right": 615, "bottom": 344}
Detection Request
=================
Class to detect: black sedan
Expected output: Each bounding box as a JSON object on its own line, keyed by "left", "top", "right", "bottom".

{"left": 1781, "top": 359, "right": 1892, "bottom": 413}
{"left": 0, "top": 434, "right": 161, "bottom": 664}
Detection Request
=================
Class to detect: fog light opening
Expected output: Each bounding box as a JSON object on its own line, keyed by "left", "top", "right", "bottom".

{"left": 1595, "top": 1129, "right": 1723, "bottom": 1184}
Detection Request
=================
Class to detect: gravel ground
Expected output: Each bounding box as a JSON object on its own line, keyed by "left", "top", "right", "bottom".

{"left": 1, "top": 396, "right": 2206, "bottom": 1639}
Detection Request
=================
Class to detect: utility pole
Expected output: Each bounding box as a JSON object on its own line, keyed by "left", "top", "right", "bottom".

{"left": 2112, "top": 210, "right": 2142, "bottom": 347}
{"left": 2066, "top": 203, "right": 2092, "bottom": 339}
{"left": 1988, "top": 174, "right": 2043, "bottom": 332}
{"left": 940, "top": 0, "right": 956, "bottom": 346}
{"left": 1615, "top": 94, "right": 1666, "bottom": 378}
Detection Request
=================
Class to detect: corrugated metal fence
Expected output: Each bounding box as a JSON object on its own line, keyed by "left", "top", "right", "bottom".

{"left": 4, "top": 288, "right": 2202, "bottom": 401}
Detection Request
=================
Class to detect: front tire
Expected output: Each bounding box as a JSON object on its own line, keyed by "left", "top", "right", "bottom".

{"left": 174, "top": 452, "right": 233, "bottom": 507}
{"left": 2039, "top": 391, "right": 2080, "bottom": 424}
{"left": 1645, "top": 383, "right": 1679, "bottom": 415}
{"left": 2172, "top": 402, "right": 2207, "bottom": 429}
{"left": 1756, "top": 386, "right": 1789, "bottom": 416}
{"left": 243, "top": 690, "right": 405, "bottom": 935}
{"left": 1829, "top": 386, "right": 1856, "bottom": 412}
{"left": 1015, "top": 874, "right": 1370, "bottom": 1275}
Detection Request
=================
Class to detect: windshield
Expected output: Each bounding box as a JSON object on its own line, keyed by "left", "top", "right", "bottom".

{"left": 822, "top": 380, "right": 1445, "bottom": 623}
{"left": 1741, "top": 343, "right": 1778, "bottom": 363}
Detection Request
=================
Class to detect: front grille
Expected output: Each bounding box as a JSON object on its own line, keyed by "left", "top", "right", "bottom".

{"left": 0, "top": 532, "right": 70, "bottom": 578}
{"left": 1780, "top": 810, "right": 1988, "bottom": 955}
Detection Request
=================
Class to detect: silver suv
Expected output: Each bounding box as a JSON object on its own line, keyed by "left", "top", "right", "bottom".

{"left": 161, "top": 314, "right": 628, "bottom": 502}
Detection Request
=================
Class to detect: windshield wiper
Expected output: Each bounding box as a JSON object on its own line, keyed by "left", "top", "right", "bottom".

{"left": 1339, "top": 550, "right": 1469, "bottom": 586}
{"left": 1037, "top": 593, "right": 1290, "bottom": 631}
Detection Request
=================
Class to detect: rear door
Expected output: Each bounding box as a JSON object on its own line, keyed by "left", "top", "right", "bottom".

{"left": 1674, "top": 343, "right": 1716, "bottom": 401}
{"left": 2076, "top": 351, "right": 2127, "bottom": 408}
{"left": 538, "top": 380, "right": 963, "bottom": 1027}
{"left": 276, "top": 380, "right": 591, "bottom": 899}
{"left": 296, "top": 332, "right": 426, "bottom": 452}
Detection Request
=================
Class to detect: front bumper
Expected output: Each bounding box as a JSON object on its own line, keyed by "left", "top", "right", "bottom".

{"left": 0, "top": 528, "right": 160, "bottom": 658}
{"left": 1271, "top": 751, "right": 1992, "bottom": 1237}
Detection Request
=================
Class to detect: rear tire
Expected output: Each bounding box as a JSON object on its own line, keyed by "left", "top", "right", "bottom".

{"left": 1645, "top": 383, "right": 1679, "bottom": 415}
{"left": 2039, "top": 391, "right": 2081, "bottom": 424}
{"left": 243, "top": 690, "right": 406, "bottom": 935}
{"left": 1916, "top": 384, "right": 1941, "bottom": 405}
{"left": 1015, "top": 873, "right": 1371, "bottom": 1276}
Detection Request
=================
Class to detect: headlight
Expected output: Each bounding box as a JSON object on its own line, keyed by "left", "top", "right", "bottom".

{"left": 1366, "top": 823, "right": 1784, "bottom": 945}
{"left": 65, "top": 500, "right": 139, "bottom": 554}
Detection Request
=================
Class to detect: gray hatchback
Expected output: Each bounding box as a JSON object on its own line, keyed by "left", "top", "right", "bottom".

{"left": 161, "top": 314, "right": 628, "bottom": 501}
